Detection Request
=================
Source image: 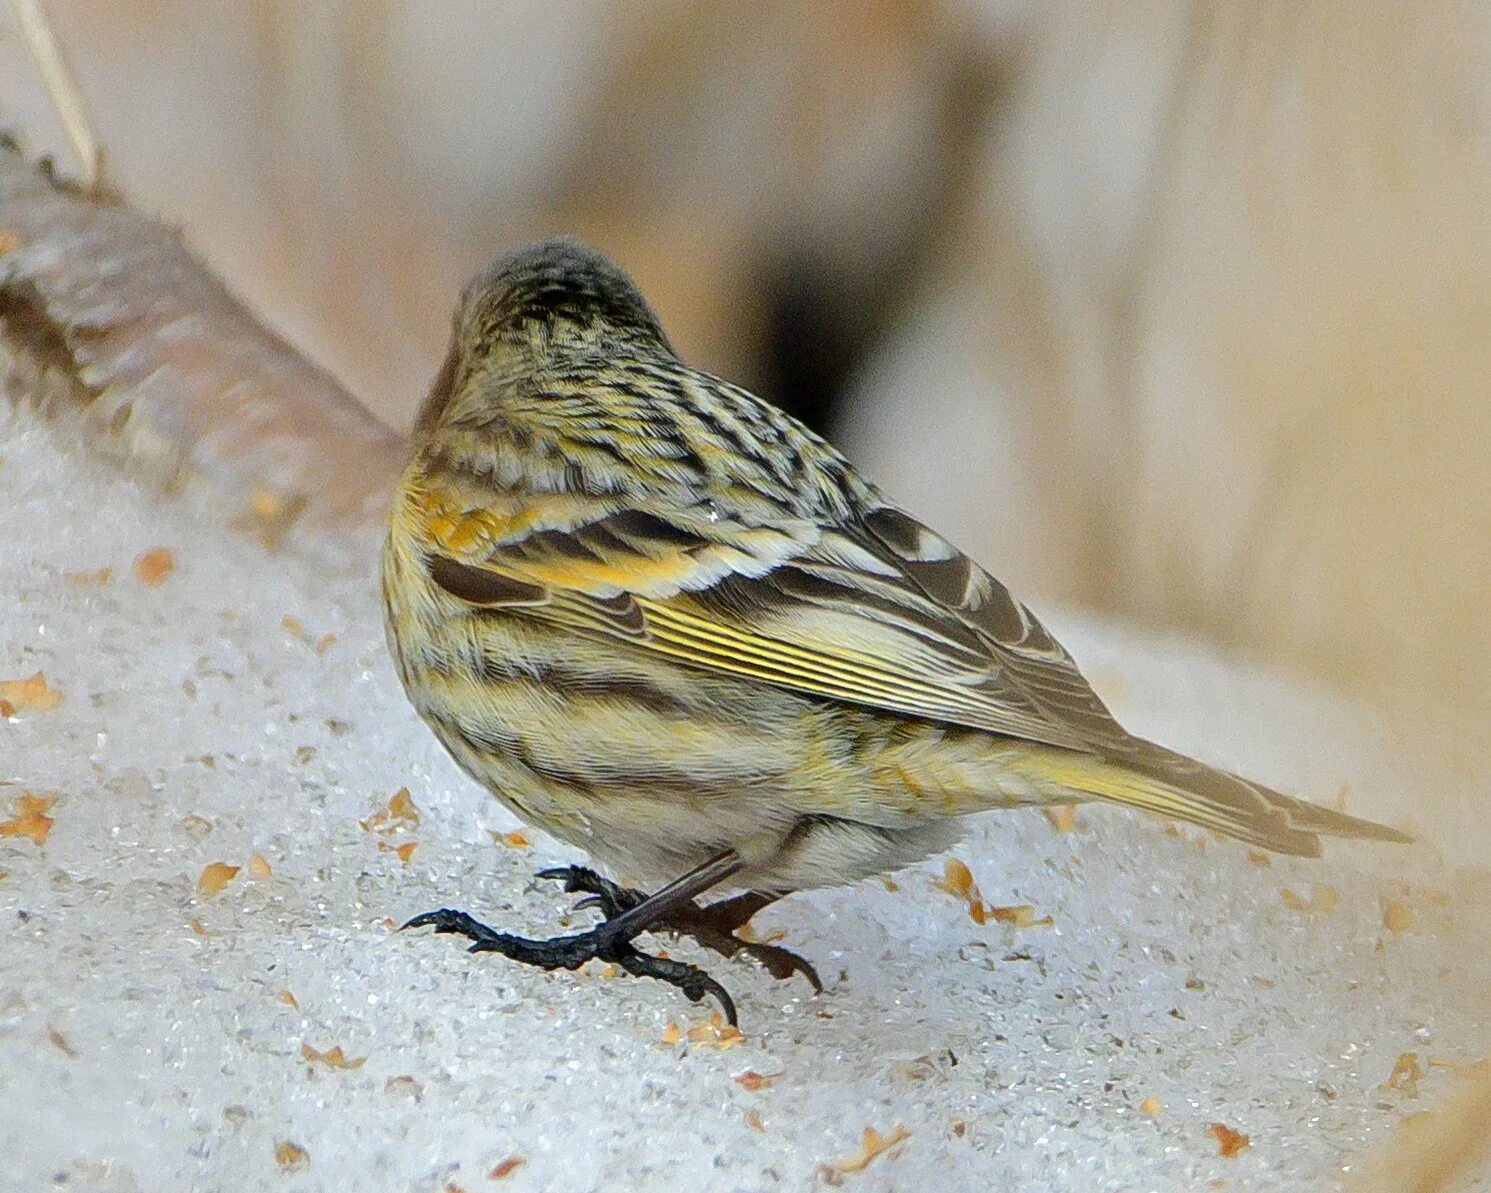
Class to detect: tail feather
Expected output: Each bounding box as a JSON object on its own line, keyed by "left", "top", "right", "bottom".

{"left": 1018, "top": 738, "right": 1413, "bottom": 857}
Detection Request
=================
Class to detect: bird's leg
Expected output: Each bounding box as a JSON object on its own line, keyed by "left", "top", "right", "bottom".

{"left": 403, "top": 850, "right": 743, "bottom": 1024}
{"left": 540, "top": 869, "right": 821, "bottom": 993}
{"left": 691, "top": 891, "right": 781, "bottom": 935}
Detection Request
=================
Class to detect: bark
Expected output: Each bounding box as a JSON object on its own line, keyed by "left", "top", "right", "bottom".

{"left": 0, "top": 138, "right": 407, "bottom": 546}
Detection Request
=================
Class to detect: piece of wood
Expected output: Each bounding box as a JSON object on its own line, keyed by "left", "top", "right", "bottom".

{"left": 0, "top": 140, "right": 407, "bottom": 546}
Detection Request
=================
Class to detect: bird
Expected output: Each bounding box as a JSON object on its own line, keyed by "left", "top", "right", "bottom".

{"left": 384, "top": 236, "right": 1411, "bottom": 1024}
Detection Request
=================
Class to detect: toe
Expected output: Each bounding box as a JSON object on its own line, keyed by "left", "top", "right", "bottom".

{"left": 536, "top": 865, "right": 585, "bottom": 889}
{"left": 400, "top": 908, "right": 464, "bottom": 933}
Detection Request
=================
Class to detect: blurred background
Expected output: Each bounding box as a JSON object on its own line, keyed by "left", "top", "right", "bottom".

{"left": 4, "top": 0, "right": 1491, "bottom": 784}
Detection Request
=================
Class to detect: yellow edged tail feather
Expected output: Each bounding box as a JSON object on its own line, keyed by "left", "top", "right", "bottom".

{"left": 1011, "top": 739, "right": 1413, "bottom": 857}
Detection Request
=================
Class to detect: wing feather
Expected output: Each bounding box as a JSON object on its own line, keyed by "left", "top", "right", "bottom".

{"left": 412, "top": 478, "right": 1130, "bottom": 753}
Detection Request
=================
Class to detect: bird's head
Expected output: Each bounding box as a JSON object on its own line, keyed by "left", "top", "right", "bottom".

{"left": 413, "top": 237, "right": 672, "bottom": 439}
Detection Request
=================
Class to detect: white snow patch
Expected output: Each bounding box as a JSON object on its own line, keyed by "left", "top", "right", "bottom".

{"left": 1, "top": 411, "right": 1487, "bottom": 1192}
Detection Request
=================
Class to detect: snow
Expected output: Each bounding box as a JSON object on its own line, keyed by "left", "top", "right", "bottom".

{"left": 2, "top": 409, "right": 1487, "bottom": 1192}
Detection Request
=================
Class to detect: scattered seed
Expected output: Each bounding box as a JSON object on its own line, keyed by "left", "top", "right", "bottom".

{"left": 818, "top": 1126, "right": 911, "bottom": 1184}
{"left": 274, "top": 1141, "right": 309, "bottom": 1170}
{"left": 197, "top": 863, "right": 240, "bottom": 896}
{"left": 0, "top": 672, "right": 62, "bottom": 712}
{"left": 134, "top": 547, "right": 175, "bottom": 586}
{"left": 1207, "top": 1122, "right": 1250, "bottom": 1158}
{"left": 0, "top": 794, "right": 56, "bottom": 844}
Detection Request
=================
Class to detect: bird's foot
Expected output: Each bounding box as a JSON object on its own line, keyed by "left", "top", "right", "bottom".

{"left": 401, "top": 906, "right": 737, "bottom": 1024}
{"left": 670, "top": 901, "right": 824, "bottom": 992}
{"left": 536, "top": 865, "right": 645, "bottom": 917}
{"left": 538, "top": 867, "right": 822, "bottom": 993}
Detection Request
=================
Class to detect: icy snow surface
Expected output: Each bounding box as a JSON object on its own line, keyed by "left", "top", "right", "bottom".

{"left": 2, "top": 410, "right": 1488, "bottom": 1193}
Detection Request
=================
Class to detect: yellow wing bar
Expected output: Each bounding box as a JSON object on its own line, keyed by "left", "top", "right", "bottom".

{"left": 626, "top": 598, "right": 1072, "bottom": 744}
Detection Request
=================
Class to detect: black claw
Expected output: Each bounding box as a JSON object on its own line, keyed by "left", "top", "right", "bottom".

{"left": 535, "top": 865, "right": 646, "bottom": 919}
{"left": 402, "top": 908, "right": 488, "bottom": 937}
{"left": 536, "top": 864, "right": 610, "bottom": 895}
{"left": 737, "top": 942, "right": 824, "bottom": 994}
{"left": 402, "top": 903, "right": 740, "bottom": 1023}
{"left": 613, "top": 947, "right": 738, "bottom": 1026}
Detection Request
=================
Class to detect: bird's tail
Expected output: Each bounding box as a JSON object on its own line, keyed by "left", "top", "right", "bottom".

{"left": 1011, "top": 739, "right": 1412, "bottom": 857}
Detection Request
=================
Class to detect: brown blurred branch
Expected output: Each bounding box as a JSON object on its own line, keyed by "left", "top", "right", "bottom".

{"left": 0, "top": 139, "right": 406, "bottom": 545}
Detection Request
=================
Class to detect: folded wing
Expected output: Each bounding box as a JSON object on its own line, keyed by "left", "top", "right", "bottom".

{"left": 414, "top": 477, "right": 1132, "bottom": 754}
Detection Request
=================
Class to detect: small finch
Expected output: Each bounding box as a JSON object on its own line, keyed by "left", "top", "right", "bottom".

{"left": 386, "top": 237, "right": 1410, "bottom": 1022}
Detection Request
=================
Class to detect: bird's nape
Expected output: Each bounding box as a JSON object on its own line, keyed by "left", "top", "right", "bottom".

{"left": 461, "top": 236, "right": 674, "bottom": 354}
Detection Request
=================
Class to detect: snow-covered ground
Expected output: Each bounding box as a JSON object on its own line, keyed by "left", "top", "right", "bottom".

{"left": 2, "top": 410, "right": 1487, "bottom": 1192}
